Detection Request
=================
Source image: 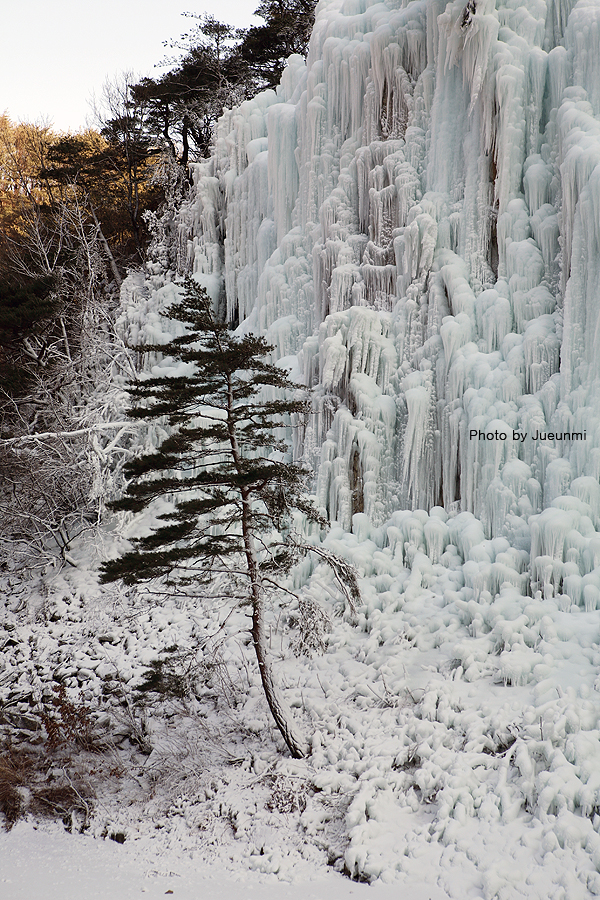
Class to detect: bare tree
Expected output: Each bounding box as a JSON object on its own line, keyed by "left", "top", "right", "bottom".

{"left": 0, "top": 184, "right": 136, "bottom": 569}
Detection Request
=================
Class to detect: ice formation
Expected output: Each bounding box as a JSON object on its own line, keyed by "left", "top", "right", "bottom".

{"left": 114, "top": 0, "right": 600, "bottom": 888}
{"left": 168, "top": 0, "right": 600, "bottom": 592}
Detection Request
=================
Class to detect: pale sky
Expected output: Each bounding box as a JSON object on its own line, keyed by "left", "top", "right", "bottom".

{"left": 1, "top": 0, "right": 260, "bottom": 132}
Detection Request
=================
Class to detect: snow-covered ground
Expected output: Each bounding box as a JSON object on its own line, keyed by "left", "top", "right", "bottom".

{"left": 0, "top": 821, "right": 447, "bottom": 900}
{"left": 2, "top": 522, "right": 600, "bottom": 898}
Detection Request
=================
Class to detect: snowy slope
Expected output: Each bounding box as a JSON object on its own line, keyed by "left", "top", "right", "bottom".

{"left": 0, "top": 822, "right": 446, "bottom": 900}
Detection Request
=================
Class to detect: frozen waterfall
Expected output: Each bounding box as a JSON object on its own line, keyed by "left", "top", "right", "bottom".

{"left": 160, "top": 0, "right": 600, "bottom": 606}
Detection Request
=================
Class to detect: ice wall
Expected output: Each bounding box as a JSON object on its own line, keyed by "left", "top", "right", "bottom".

{"left": 173, "top": 0, "right": 600, "bottom": 602}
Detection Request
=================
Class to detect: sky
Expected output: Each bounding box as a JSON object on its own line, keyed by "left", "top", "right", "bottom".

{"left": 1, "top": 0, "right": 260, "bottom": 133}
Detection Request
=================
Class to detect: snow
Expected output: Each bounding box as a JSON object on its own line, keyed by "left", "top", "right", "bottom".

{"left": 0, "top": 821, "right": 447, "bottom": 900}
{"left": 5, "top": 506, "right": 600, "bottom": 896}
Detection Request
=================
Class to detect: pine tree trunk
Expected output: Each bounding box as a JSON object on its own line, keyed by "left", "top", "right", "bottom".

{"left": 240, "top": 484, "right": 309, "bottom": 759}
{"left": 249, "top": 573, "right": 309, "bottom": 759}
{"left": 225, "top": 372, "right": 309, "bottom": 758}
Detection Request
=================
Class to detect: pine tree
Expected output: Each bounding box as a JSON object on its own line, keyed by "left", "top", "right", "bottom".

{"left": 130, "top": 1, "right": 318, "bottom": 165}
{"left": 100, "top": 277, "right": 353, "bottom": 757}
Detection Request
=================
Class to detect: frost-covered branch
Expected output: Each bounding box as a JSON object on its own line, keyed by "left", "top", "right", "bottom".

{"left": 0, "top": 423, "right": 133, "bottom": 446}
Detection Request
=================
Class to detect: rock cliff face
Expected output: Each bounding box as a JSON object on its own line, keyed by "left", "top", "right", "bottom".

{"left": 166, "top": 0, "right": 600, "bottom": 604}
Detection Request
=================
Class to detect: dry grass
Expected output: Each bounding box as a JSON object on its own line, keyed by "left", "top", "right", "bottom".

{"left": 38, "top": 684, "right": 98, "bottom": 751}
{"left": 0, "top": 753, "right": 26, "bottom": 828}
{"left": 0, "top": 744, "right": 96, "bottom": 831}
{"left": 0, "top": 682, "right": 102, "bottom": 831}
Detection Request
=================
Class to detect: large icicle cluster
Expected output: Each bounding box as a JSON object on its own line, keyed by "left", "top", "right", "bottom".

{"left": 174, "top": 0, "right": 600, "bottom": 607}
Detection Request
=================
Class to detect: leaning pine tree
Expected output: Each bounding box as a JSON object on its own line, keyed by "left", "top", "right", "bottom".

{"left": 100, "top": 277, "right": 358, "bottom": 758}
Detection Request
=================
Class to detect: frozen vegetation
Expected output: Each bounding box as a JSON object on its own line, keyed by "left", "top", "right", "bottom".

{"left": 5, "top": 0, "right": 600, "bottom": 896}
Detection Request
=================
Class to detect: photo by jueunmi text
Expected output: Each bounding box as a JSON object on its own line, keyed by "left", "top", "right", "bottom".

{"left": 469, "top": 430, "right": 587, "bottom": 442}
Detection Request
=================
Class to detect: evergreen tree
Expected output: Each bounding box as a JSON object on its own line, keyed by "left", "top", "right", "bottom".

{"left": 92, "top": 74, "right": 164, "bottom": 259}
{"left": 0, "top": 274, "right": 57, "bottom": 399}
{"left": 238, "top": 0, "right": 316, "bottom": 89}
{"left": 130, "top": 1, "right": 317, "bottom": 165}
{"left": 100, "top": 277, "right": 357, "bottom": 758}
{"left": 131, "top": 15, "right": 248, "bottom": 163}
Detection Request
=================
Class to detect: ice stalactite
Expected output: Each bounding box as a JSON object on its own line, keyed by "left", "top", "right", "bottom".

{"left": 315, "top": 305, "right": 397, "bottom": 527}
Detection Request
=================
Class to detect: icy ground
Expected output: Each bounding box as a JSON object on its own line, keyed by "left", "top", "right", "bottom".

{"left": 0, "top": 821, "right": 445, "bottom": 900}
{"left": 2, "top": 517, "right": 600, "bottom": 899}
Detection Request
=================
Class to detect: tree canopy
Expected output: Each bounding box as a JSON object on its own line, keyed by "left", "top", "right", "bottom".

{"left": 100, "top": 275, "right": 322, "bottom": 585}
{"left": 130, "top": 1, "right": 317, "bottom": 164}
